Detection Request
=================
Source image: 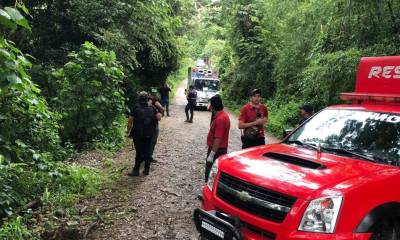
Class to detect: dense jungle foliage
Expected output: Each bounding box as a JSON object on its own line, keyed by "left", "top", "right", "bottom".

{"left": 0, "top": 0, "right": 192, "bottom": 238}
{"left": 191, "top": 0, "right": 400, "bottom": 136}
{"left": 1, "top": 0, "right": 400, "bottom": 238}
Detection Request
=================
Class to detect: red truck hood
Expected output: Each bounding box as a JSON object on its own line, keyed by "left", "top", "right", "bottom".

{"left": 218, "top": 143, "right": 390, "bottom": 200}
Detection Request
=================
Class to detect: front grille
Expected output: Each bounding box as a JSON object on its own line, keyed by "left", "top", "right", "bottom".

{"left": 217, "top": 172, "right": 297, "bottom": 223}
{"left": 216, "top": 208, "right": 276, "bottom": 240}
{"left": 241, "top": 220, "right": 276, "bottom": 239}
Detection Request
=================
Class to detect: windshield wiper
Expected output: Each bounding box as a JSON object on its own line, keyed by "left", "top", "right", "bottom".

{"left": 321, "top": 147, "right": 377, "bottom": 163}
{"left": 285, "top": 140, "right": 321, "bottom": 152}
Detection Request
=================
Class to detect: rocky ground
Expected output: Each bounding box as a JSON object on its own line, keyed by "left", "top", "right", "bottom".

{"left": 77, "top": 80, "right": 278, "bottom": 240}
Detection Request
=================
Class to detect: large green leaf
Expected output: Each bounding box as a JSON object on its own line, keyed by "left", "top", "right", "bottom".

{"left": 0, "top": 9, "right": 16, "bottom": 30}
{"left": 4, "top": 7, "right": 24, "bottom": 21}
{"left": 6, "top": 74, "right": 22, "bottom": 84}
{"left": 3, "top": 7, "right": 30, "bottom": 30}
{"left": 0, "top": 9, "right": 10, "bottom": 20}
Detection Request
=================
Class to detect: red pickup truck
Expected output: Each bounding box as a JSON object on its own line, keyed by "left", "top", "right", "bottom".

{"left": 194, "top": 56, "right": 400, "bottom": 240}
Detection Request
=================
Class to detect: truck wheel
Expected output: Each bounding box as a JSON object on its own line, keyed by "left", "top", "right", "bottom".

{"left": 370, "top": 219, "right": 400, "bottom": 240}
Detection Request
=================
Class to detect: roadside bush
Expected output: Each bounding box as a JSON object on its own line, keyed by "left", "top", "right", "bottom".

{"left": 0, "top": 5, "right": 67, "bottom": 218}
{"left": 0, "top": 216, "right": 38, "bottom": 240}
{"left": 51, "top": 42, "right": 125, "bottom": 149}
{"left": 0, "top": 7, "right": 109, "bottom": 238}
{"left": 299, "top": 49, "right": 362, "bottom": 109}
{"left": 265, "top": 98, "right": 303, "bottom": 137}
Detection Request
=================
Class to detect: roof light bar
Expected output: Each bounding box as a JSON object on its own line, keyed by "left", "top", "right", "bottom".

{"left": 340, "top": 92, "right": 400, "bottom": 103}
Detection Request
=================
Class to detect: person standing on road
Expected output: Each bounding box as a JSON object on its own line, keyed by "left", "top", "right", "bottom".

{"left": 127, "top": 91, "right": 162, "bottom": 176}
{"left": 159, "top": 82, "right": 171, "bottom": 117}
{"left": 148, "top": 93, "right": 165, "bottom": 163}
{"left": 185, "top": 85, "right": 197, "bottom": 123}
{"left": 205, "top": 95, "right": 230, "bottom": 181}
{"left": 238, "top": 89, "right": 268, "bottom": 149}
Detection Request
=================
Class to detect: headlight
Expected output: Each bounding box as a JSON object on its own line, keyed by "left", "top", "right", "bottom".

{"left": 207, "top": 159, "right": 219, "bottom": 190}
{"left": 299, "top": 196, "right": 343, "bottom": 233}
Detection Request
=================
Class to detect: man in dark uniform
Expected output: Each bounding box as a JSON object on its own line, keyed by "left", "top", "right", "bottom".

{"left": 127, "top": 91, "right": 162, "bottom": 176}
{"left": 148, "top": 93, "right": 164, "bottom": 163}
{"left": 158, "top": 82, "right": 171, "bottom": 117}
{"left": 185, "top": 85, "right": 197, "bottom": 123}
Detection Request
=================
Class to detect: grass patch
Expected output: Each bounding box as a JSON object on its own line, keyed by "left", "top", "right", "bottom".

{"left": 0, "top": 161, "right": 112, "bottom": 239}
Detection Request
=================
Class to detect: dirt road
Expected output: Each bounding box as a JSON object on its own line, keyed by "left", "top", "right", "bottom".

{"left": 86, "top": 80, "right": 278, "bottom": 239}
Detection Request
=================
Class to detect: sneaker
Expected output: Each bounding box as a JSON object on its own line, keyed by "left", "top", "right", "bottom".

{"left": 184, "top": 120, "right": 190, "bottom": 123}
{"left": 128, "top": 170, "right": 140, "bottom": 176}
{"left": 188, "top": 120, "right": 193, "bottom": 123}
{"left": 143, "top": 169, "right": 150, "bottom": 175}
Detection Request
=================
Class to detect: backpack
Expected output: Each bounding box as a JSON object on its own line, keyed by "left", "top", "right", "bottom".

{"left": 132, "top": 105, "right": 157, "bottom": 138}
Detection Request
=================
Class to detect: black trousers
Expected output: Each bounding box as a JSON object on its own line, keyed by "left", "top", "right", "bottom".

{"left": 161, "top": 99, "right": 169, "bottom": 116}
{"left": 149, "top": 126, "right": 159, "bottom": 160}
{"left": 205, "top": 147, "right": 227, "bottom": 182}
{"left": 241, "top": 136, "right": 265, "bottom": 149}
{"left": 185, "top": 102, "right": 195, "bottom": 121}
{"left": 133, "top": 137, "right": 152, "bottom": 171}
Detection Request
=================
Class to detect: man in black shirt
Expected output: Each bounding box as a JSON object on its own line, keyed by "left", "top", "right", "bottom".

{"left": 148, "top": 93, "right": 164, "bottom": 163}
{"left": 185, "top": 85, "right": 197, "bottom": 123}
{"left": 158, "top": 82, "right": 171, "bottom": 117}
{"left": 127, "top": 91, "right": 162, "bottom": 176}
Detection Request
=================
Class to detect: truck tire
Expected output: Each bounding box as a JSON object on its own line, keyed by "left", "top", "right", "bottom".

{"left": 370, "top": 219, "right": 400, "bottom": 240}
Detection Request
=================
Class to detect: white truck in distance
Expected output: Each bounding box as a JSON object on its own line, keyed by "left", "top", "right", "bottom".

{"left": 187, "top": 66, "right": 220, "bottom": 108}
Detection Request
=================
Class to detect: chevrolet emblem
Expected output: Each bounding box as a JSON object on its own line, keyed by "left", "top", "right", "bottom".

{"left": 237, "top": 191, "right": 251, "bottom": 202}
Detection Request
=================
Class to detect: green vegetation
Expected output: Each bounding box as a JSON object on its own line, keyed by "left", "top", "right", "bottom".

{"left": 0, "top": 1, "right": 191, "bottom": 238}
{"left": 51, "top": 42, "right": 125, "bottom": 150}
{"left": 2, "top": 0, "right": 399, "bottom": 237}
{"left": 189, "top": 0, "right": 400, "bottom": 136}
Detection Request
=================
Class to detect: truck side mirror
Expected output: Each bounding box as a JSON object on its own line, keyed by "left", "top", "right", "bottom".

{"left": 283, "top": 129, "right": 294, "bottom": 138}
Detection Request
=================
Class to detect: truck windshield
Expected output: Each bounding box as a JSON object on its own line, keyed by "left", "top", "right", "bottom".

{"left": 288, "top": 109, "right": 400, "bottom": 166}
{"left": 194, "top": 79, "right": 220, "bottom": 91}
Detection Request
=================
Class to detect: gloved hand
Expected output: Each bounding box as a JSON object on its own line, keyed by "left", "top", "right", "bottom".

{"left": 206, "top": 151, "right": 216, "bottom": 163}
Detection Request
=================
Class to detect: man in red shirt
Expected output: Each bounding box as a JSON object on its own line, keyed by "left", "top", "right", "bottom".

{"left": 238, "top": 89, "right": 268, "bottom": 149}
{"left": 205, "top": 95, "right": 230, "bottom": 181}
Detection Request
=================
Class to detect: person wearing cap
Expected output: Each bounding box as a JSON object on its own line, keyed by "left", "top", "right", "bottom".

{"left": 299, "top": 104, "right": 314, "bottom": 125}
{"left": 185, "top": 85, "right": 197, "bottom": 123}
{"left": 238, "top": 89, "right": 268, "bottom": 149}
{"left": 205, "top": 95, "right": 230, "bottom": 181}
{"left": 126, "top": 91, "right": 162, "bottom": 176}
